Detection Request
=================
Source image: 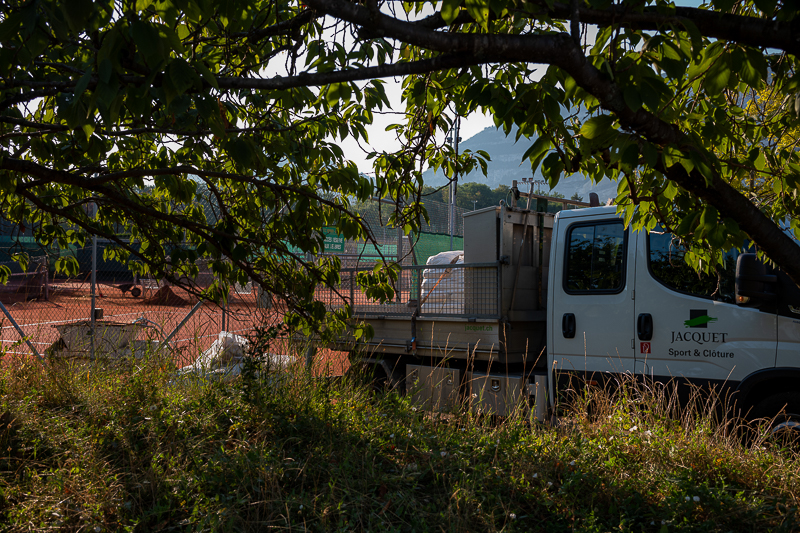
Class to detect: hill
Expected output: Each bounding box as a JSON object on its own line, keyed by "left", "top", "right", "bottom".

{"left": 423, "top": 125, "right": 619, "bottom": 204}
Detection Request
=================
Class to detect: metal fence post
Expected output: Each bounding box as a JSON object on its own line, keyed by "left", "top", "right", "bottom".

{"left": 349, "top": 269, "right": 354, "bottom": 310}
{"left": 304, "top": 345, "right": 316, "bottom": 372}
{"left": 0, "top": 299, "right": 44, "bottom": 363}
{"left": 44, "top": 254, "right": 49, "bottom": 302}
{"left": 157, "top": 300, "right": 204, "bottom": 353}
{"left": 221, "top": 297, "right": 226, "bottom": 333}
{"left": 90, "top": 233, "right": 97, "bottom": 359}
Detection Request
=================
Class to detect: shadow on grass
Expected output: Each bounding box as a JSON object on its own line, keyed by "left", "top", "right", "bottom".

{"left": 0, "top": 346, "right": 799, "bottom": 532}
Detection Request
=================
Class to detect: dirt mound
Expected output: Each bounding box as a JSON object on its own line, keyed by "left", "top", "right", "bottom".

{"left": 0, "top": 272, "right": 46, "bottom": 303}
{"left": 144, "top": 286, "right": 195, "bottom": 307}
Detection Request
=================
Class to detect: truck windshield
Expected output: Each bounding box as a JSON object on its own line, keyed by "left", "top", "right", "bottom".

{"left": 648, "top": 230, "right": 738, "bottom": 304}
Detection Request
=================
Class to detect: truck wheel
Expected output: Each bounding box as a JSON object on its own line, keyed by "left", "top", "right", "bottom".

{"left": 749, "top": 392, "right": 800, "bottom": 443}
{"left": 346, "top": 362, "right": 388, "bottom": 392}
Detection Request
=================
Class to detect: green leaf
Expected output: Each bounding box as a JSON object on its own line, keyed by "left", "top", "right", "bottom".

{"left": 689, "top": 152, "right": 715, "bottom": 185}
{"left": 98, "top": 27, "right": 122, "bottom": 67}
{"left": 227, "top": 137, "right": 255, "bottom": 169}
{"left": 98, "top": 58, "right": 113, "bottom": 84}
{"left": 580, "top": 115, "right": 614, "bottom": 140}
{"left": 55, "top": 256, "right": 80, "bottom": 277}
{"left": 196, "top": 96, "right": 227, "bottom": 138}
{"left": 641, "top": 143, "right": 658, "bottom": 168}
{"left": 641, "top": 76, "right": 670, "bottom": 110}
{"left": 679, "top": 17, "right": 704, "bottom": 59}
{"left": 687, "top": 41, "right": 724, "bottom": 79}
{"left": 699, "top": 205, "right": 719, "bottom": 235}
{"left": 0, "top": 11, "right": 23, "bottom": 42}
{"left": 664, "top": 181, "right": 679, "bottom": 200}
{"left": 73, "top": 70, "right": 93, "bottom": 101}
{"left": 464, "top": 0, "right": 489, "bottom": 30}
{"left": 521, "top": 136, "right": 551, "bottom": 166}
{"left": 441, "top": 0, "right": 463, "bottom": 25}
{"left": 741, "top": 47, "right": 767, "bottom": 88}
{"left": 675, "top": 211, "right": 699, "bottom": 236}
{"left": 164, "top": 58, "right": 201, "bottom": 104}
{"left": 60, "top": 0, "right": 93, "bottom": 34}
{"left": 679, "top": 155, "right": 695, "bottom": 175}
{"left": 753, "top": 0, "right": 778, "bottom": 15}
{"left": 623, "top": 85, "right": 642, "bottom": 112}
{"left": 620, "top": 144, "right": 639, "bottom": 171}
{"left": 704, "top": 52, "right": 731, "bottom": 94}
{"left": 658, "top": 57, "right": 685, "bottom": 79}
{"left": 326, "top": 83, "right": 352, "bottom": 107}
{"left": 713, "top": 0, "right": 736, "bottom": 10}
{"left": 193, "top": 61, "right": 219, "bottom": 90}
{"left": 754, "top": 150, "right": 767, "bottom": 172}
{"left": 81, "top": 123, "right": 95, "bottom": 141}
{"left": 662, "top": 145, "right": 684, "bottom": 169}
{"left": 541, "top": 152, "right": 564, "bottom": 187}
{"left": 131, "top": 20, "right": 169, "bottom": 68}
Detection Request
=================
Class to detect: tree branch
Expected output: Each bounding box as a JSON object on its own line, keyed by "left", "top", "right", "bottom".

{"left": 304, "top": 0, "right": 800, "bottom": 287}
{"left": 413, "top": 0, "right": 800, "bottom": 56}
{"left": 232, "top": 9, "right": 320, "bottom": 41}
{"left": 216, "top": 53, "right": 488, "bottom": 91}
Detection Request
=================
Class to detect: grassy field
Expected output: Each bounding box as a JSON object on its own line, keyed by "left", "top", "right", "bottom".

{"left": 1, "top": 347, "right": 799, "bottom": 532}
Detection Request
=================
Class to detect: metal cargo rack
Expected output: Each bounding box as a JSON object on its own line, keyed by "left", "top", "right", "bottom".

{"left": 316, "top": 261, "right": 502, "bottom": 320}
{"left": 322, "top": 201, "right": 563, "bottom": 368}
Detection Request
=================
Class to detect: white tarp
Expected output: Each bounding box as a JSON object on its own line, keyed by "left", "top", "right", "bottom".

{"left": 420, "top": 251, "right": 464, "bottom": 313}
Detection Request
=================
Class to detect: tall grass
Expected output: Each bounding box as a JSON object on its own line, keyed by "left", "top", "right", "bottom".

{"left": 0, "top": 342, "right": 798, "bottom": 532}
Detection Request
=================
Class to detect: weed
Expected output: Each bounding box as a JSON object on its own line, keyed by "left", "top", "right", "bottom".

{"left": 0, "top": 341, "right": 798, "bottom": 532}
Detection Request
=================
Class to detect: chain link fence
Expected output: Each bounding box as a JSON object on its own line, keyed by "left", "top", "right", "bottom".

{"left": 0, "top": 198, "right": 466, "bottom": 364}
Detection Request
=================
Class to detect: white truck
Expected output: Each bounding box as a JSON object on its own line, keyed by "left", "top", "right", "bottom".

{"left": 330, "top": 186, "right": 800, "bottom": 429}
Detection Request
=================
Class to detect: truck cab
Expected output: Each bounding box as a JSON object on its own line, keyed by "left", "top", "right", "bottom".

{"left": 548, "top": 206, "right": 799, "bottom": 421}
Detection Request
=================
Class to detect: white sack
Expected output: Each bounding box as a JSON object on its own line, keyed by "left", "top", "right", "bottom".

{"left": 193, "top": 331, "right": 249, "bottom": 370}
{"left": 421, "top": 251, "right": 465, "bottom": 313}
{"left": 424, "top": 250, "right": 463, "bottom": 266}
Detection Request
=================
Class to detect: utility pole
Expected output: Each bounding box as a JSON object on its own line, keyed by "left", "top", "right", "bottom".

{"left": 449, "top": 115, "right": 461, "bottom": 250}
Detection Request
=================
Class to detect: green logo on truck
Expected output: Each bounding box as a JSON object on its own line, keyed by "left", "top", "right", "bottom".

{"left": 684, "top": 310, "right": 717, "bottom": 328}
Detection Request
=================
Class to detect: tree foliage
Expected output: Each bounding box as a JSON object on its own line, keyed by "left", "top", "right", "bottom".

{"left": 2, "top": 0, "right": 800, "bottom": 334}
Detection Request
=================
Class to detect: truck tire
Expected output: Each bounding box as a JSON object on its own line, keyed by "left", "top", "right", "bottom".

{"left": 346, "top": 362, "right": 389, "bottom": 392}
{"left": 749, "top": 392, "right": 800, "bottom": 442}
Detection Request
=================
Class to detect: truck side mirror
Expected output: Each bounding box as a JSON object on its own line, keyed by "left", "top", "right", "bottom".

{"left": 735, "top": 253, "right": 777, "bottom": 308}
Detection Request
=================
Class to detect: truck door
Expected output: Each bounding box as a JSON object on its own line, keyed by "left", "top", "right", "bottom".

{"left": 549, "top": 211, "right": 637, "bottom": 376}
{"left": 633, "top": 229, "right": 776, "bottom": 386}
{"left": 777, "top": 280, "right": 800, "bottom": 369}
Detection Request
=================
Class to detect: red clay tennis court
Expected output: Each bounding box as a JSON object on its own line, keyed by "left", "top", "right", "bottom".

{"left": 0, "top": 280, "right": 349, "bottom": 375}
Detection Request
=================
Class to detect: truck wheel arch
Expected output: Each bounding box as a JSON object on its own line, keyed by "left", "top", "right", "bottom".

{"left": 733, "top": 368, "right": 800, "bottom": 418}
{"left": 346, "top": 355, "right": 407, "bottom": 392}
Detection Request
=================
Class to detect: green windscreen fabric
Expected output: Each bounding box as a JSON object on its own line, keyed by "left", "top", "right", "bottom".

{"left": 411, "top": 232, "right": 464, "bottom": 266}
{"left": 352, "top": 243, "right": 397, "bottom": 257}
